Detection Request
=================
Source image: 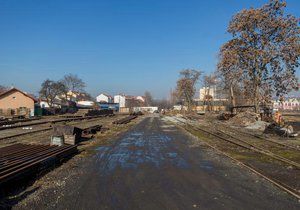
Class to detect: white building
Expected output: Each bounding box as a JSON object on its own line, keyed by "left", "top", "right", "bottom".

{"left": 173, "top": 105, "right": 187, "bottom": 111}
{"left": 114, "top": 94, "right": 126, "bottom": 108}
{"left": 273, "top": 98, "right": 300, "bottom": 111}
{"left": 96, "top": 93, "right": 113, "bottom": 103}
{"left": 136, "top": 96, "right": 145, "bottom": 103}
{"left": 76, "top": 100, "right": 94, "bottom": 108}
{"left": 39, "top": 99, "right": 61, "bottom": 108}
{"left": 199, "top": 87, "right": 216, "bottom": 101}
{"left": 133, "top": 106, "right": 158, "bottom": 113}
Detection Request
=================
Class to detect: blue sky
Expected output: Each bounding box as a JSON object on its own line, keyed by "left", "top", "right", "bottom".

{"left": 0, "top": 0, "right": 299, "bottom": 99}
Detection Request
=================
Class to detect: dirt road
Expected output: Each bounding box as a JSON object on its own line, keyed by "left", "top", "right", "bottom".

{"left": 16, "top": 116, "right": 300, "bottom": 209}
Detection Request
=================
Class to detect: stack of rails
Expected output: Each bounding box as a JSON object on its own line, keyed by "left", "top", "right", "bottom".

{"left": 82, "top": 125, "right": 102, "bottom": 135}
{"left": 0, "top": 114, "right": 110, "bottom": 131}
{"left": 0, "top": 143, "right": 77, "bottom": 186}
{"left": 85, "top": 109, "right": 114, "bottom": 117}
{"left": 113, "top": 115, "right": 137, "bottom": 124}
{"left": 0, "top": 117, "right": 41, "bottom": 127}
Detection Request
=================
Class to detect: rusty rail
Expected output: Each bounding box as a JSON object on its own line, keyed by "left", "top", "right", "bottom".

{"left": 0, "top": 143, "right": 77, "bottom": 186}
{"left": 169, "top": 118, "right": 300, "bottom": 199}
{"left": 0, "top": 114, "right": 110, "bottom": 131}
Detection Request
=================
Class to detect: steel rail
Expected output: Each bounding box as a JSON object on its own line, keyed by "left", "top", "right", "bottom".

{"left": 0, "top": 146, "right": 66, "bottom": 172}
{"left": 169, "top": 118, "right": 300, "bottom": 199}
{"left": 0, "top": 145, "right": 50, "bottom": 159}
{"left": 0, "top": 145, "right": 52, "bottom": 163}
{"left": 0, "top": 145, "right": 76, "bottom": 177}
{"left": 0, "top": 114, "right": 113, "bottom": 141}
{"left": 196, "top": 138, "right": 300, "bottom": 199}
{"left": 173, "top": 118, "right": 300, "bottom": 168}
{"left": 192, "top": 125, "right": 300, "bottom": 169}
{"left": 0, "top": 115, "right": 106, "bottom": 131}
{"left": 216, "top": 123, "right": 300, "bottom": 151}
{"left": 0, "top": 145, "right": 77, "bottom": 185}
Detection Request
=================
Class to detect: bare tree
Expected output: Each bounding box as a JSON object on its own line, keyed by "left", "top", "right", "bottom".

{"left": 39, "top": 80, "right": 65, "bottom": 108}
{"left": 176, "top": 69, "right": 202, "bottom": 111}
{"left": 169, "top": 88, "right": 178, "bottom": 107}
{"left": 203, "top": 74, "right": 218, "bottom": 111}
{"left": 218, "top": 0, "right": 299, "bottom": 112}
{"left": 152, "top": 99, "right": 173, "bottom": 110}
{"left": 62, "top": 74, "right": 86, "bottom": 101}
{"left": 144, "top": 91, "right": 153, "bottom": 106}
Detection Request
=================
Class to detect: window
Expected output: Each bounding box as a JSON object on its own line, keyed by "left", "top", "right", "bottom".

{"left": 12, "top": 96, "right": 16, "bottom": 99}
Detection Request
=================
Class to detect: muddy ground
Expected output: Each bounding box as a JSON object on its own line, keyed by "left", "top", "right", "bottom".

{"left": 9, "top": 115, "right": 300, "bottom": 210}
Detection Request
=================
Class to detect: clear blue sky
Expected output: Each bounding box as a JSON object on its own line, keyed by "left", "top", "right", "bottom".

{"left": 0, "top": 0, "right": 299, "bottom": 99}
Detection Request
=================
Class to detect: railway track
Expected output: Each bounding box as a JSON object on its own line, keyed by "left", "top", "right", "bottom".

{"left": 0, "top": 115, "right": 110, "bottom": 131}
{"left": 0, "top": 117, "right": 42, "bottom": 127}
{"left": 214, "top": 122, "right": 300, "bottom": 151}
{"left": 0, "top": 115, "right": 115, "bottom": 141}
{"left": 166, "top": 116, "right": 300, "bottom": 199}
{"left": 193, "top": 125, "right": 300, "bottom": 169}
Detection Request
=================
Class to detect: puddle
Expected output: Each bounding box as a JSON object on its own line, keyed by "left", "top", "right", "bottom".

{"left": 95, "top": 131, "right": 189, "bottom": 173}
{"left": 166, "top": 152, "right": 177, "bottom": 158}
{"left": 199, "top": 160, "right": 214, "bottom": 171}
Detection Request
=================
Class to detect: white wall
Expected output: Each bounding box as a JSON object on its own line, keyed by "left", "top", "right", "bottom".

{"left": 199, "top": 87, "right": 215, "bottom": 100}
{"left": 136, "top": 96, "right": 145, "bottom": 103}
{"left": 96, "top": 94, "right": 111, "bottom": 103}
{"left": 133, "top": 106, "right": 158, "bottom": 113}
{"left": 40, "top": 101, "right": 61, "bottom": 108}
{"left": 77, "top": 101, "right": 94, "bottom": 107}
{"left": 114, "top": 95, "right": 126, "bottom": 108}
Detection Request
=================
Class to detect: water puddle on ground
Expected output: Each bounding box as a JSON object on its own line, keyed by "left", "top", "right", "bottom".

{"left": 95, "top": 130, "right": 189, "bottom": 173}
{"left": 199, "top": 160, "right": 214, "bottom": 171}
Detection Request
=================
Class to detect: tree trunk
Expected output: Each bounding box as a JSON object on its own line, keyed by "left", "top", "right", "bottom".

{"left": 230, "top": 84, "right": 236, "bottom": 113}
{"left": 254, "top": 83, "right": 259, "bottom": 113}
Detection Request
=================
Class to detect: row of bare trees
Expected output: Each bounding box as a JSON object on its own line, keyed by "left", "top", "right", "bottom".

{"left": 39, "top": 74, "right": 86, "bottom": 108}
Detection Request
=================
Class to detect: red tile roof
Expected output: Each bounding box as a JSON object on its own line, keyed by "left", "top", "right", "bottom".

{"left": 0, "top": 87, "right": 37, "bottom": 102}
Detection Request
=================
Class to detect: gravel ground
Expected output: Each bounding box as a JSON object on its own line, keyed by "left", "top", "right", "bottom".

{"left": 9, "top": 115, "right": 300, "bottom": 210}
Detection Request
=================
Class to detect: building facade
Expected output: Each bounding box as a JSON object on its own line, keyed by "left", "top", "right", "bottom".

{"left": 273, "top": 98, "right": 300, "bottom": 111}
{"left": 0, "top": 88, "right": 37, "bottom": 117}
{"left": 114, "top": 95, "right": 126, "bottom": 108}
{"left": 96, "top": 93, "right": 113, "bottom": 103}
{"left": 199, "top": 87, "right": 216, "bottom": 101}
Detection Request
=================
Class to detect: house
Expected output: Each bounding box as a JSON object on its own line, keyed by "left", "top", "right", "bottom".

{"left": 136, "top": 96, "right": 145, "bottom": 103}
{"left": 96, "top": 93, "right": 113, "bottom": 103}
{"left": 76, "top": 100, "right": 95, "bottom": 108}
{"left": 59, "top": 91, "right": 88, "bottom": 102}
{"left": 199, "top": 87, "right": 216, "bottom": 101}
{"left": 39, "top": 99, "right": 62, "bottom": 108}
{"left": 133, "top": 106, "right": 158, "bottom": 113}
{"left": 273, "top": 98, "right": 300, "bottom": 111}
{"left": 114, "top": 94, "right": 126, "bottom": 108}
{"left": 0, "top": 87, "right": 37, "bottom": 117}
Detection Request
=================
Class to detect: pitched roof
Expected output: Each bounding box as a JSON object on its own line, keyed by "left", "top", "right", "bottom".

{"left": 0, "top": 87, "right": 37, "bottom": 102}
{"left": 98, "top": 93, "right": 112, "bottom": 98}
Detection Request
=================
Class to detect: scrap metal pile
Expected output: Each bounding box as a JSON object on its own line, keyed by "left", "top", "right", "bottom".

{"left": 0, "top": 143, "right": 77, "bottom": 186}
{"left": 51, "top": 124, "right": 103, "bottom": 145}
